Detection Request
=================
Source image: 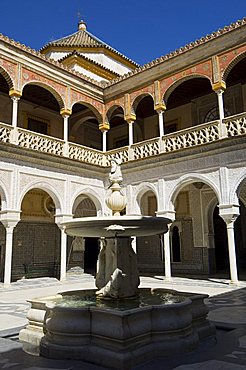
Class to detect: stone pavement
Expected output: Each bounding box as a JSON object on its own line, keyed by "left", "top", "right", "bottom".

{"left": 0, "top": 274, "right": 246, "bottom": 369}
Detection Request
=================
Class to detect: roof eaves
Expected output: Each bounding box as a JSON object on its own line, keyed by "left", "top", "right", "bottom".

{"left": 104, "top": 17, "right": 246, "bottom": 87}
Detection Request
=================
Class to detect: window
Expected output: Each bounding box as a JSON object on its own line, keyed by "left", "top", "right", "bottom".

{"left": 204, "top": 107, "right": 231, "bottom": 123}
{"left": 28, "top": 117, "right": 48, "bottom": 135}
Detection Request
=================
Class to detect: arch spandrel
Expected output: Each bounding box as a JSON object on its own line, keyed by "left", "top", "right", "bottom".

{"left": 222, "top": 50, "right": 246, "bottom": 82}
{"left": 0, "top": 65, "right": 15, "bottom": 90}
{"left": 231, "top": 170, "right": 246, "bottom": 206}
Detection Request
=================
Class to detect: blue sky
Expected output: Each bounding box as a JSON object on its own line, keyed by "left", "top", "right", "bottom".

{"left": 0, "top": 1, "right": 245, "bottom": 65}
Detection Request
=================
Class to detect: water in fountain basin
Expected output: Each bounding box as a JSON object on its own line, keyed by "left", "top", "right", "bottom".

{"left": 50, "top": 289, "right": 186, "bottom": 311}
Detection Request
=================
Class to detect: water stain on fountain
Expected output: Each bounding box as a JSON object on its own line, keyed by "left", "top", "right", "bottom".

{"left": 19, "top": 159, "right": 216, "bottom": 370}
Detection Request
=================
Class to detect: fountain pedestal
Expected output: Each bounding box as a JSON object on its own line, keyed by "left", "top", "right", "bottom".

{"left": 96, "top": 236, "right": 140, "bottom": 298}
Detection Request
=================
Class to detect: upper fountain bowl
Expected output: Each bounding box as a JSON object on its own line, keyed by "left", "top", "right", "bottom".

{"left": 62, "top": 215, "right": 171, "bottom": 238}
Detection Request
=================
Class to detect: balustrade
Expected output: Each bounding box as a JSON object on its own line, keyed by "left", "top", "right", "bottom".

{"left": 68, "top": 142, "right": 104, "bottom": 166}
{"left": 224, "top": 112, "right": 246, "bottom": 137}
{"left": 0, "top": 122, "right": 12, "bottom": 143}
{"left": 17, "top": 128, "right": 64, "bottom": 156}
{"left": 0, "top": 113, "right": 245, "bottom": 166}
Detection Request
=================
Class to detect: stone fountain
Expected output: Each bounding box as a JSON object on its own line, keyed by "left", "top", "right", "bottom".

{"left": 19, "top": 159, "right": 215, "bottom": 370}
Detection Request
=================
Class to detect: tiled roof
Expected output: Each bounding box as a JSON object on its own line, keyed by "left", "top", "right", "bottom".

{"left": 40, "top": 28, "right": 139, "bottom": 68}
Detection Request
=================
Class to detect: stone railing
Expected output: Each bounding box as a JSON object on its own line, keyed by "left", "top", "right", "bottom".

{"left": 68, "top": 142, "right": 104, "bottom": 167}
{"left": 17, "top": 128, "right": 64, "bottom": 156}
{"left": 0, "top": 113, "right": 245, "bottom": 167}
{"left": 162, "top": 120, "right": 220, "bottom": 152}
{"left": 132, "top": 137, "right": 160, "bottom": 160}
{"left": 0, "top": 122, "right": 12, "bottom": 143}
{"left": 105, "top": 146, "right": 129, "bottom": 165}
{"left": 223, "top": 112, "right": 246, "bottom": 137}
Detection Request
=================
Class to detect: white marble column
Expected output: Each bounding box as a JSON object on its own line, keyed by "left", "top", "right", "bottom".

{"left": 102, "top": 130, "right": 107, "bottom": 152}
{"left": 4, "top": 226, "right": 15, "bottom": 285}
{"left": 212, "top": 82, "right": 227, "bottom": 138}
{"left": 219, "top": 205, "right": 239, "bottom": 284}
{"left": 157, "top": 110, "right": 164, "bottom": 137}
{"left": 128, "top": 120, "right": 134, "bottom": 146}
{"left": 164, "top": 230, "right": 171, "bottom": 280}
{"left": 60, "top": 227, "right": 67, "bottom": 281}
{"left": 11, "top": 96, "right": 20, "bottom": 128}
{"left": 216, "top": 89, "right": 225, "bottom": 121}
{"left": 225, "top": 219, "right": 238, "bottom": 284}
{"left": 60, "top": 109, "right": 71, "bottom": 157}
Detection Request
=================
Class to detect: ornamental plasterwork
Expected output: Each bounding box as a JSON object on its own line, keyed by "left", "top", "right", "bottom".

{"left": 70, "top": 89, "right": 104, "bottom": 115}
{"left": 220, "top": 44, "right": 246, "bottom": 76}
{"left": 21, "top": 68, "right": 66, "bottom": 104}
{"left": 18, "top": 174, "right": 65, "bottom": 209}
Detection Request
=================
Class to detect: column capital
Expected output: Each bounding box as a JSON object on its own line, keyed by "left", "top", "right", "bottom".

{"left": 156, "top": 210, "right": 175, "bottom": 222}
{"left": 212, "top": 81, "right": 226, "bottom": 92}
{"left": 55, "top": 213, "right": 73, "bottom": 228}
{"left": 154, "top": 103, "right": 166, "bottom": 112}
{"left": 9, "top": 88, "right": 22, "bottom": 99}
{"left": 99, "top": 122, "right": 110, "bottom": 131}
{"left": 218, "top": 204, "right": 240, "bottom": 224}
{"left": 0, "top": 210, "right": 21, "bottom": 229}
{"left": 60, "top": 108, "right": 72, "bottom": 117}
{"left": 124, "top": 114, "right": 136, "bottom": 123}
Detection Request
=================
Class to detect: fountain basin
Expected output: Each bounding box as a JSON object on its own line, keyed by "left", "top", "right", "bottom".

{"left": 19, "top": 288, "right": 215, "bottom": 370}
{"left": 62, "top": 215, "right": 169, "bottom": 237}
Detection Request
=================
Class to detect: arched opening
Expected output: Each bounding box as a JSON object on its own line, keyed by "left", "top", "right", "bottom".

{"left": 21, "top": 84, "right": 63, "bottom": 138}
{"left": 0, "top": 197, "right": 6, "bottom": 282}
{"left": 0, "top": 72, "right": 13, "bottom": 125}
{"left": 69, "top": 103, "right": 101, "bottom": 150}
{"left": 224, "top": 55, "right": 246, "bottom": 116}
{"left": 107, "top": 106, "right": 128, "bottom": 150}
{"left": 70, "top": 196, "right": 99, "bottom": 275}
{"left": 136, "top": 190, "right": 162, "bottom": 273}
{"left": 213, "top": 205, "right": 229, "bottom": 273}
{"left": 171, "top": 226, "right": 181, "bottom": 262}
{"left": 172, "top": 180, "right": 219, "bottom": 276}
{"left": 165, "top": 77, "right": 214, "bottom": 132}
{"left": 133, "top": 95, "right": 158, "bottom": 143}
{"left": 12, "top": 189, "right": 59, "bottom": 281}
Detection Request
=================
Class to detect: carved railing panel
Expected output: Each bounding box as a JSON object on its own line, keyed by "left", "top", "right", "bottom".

{"left": 105, "top": 147, "right": 129, "bottom": 166}
{"left": 68, "top": 143, "right": 104, "bottom": 166}
{"left": 17, "top": 129, "right": 64, "bottom": 156}
{"left": 224, "top": 113, "right": 246, "bottom": 137}
{"left": 163, "top": 121, "right": 220, "bottom": 152}
{"left": 132, "top": 138, "right": 160, "bottom": 160}
{"left": 0, "top": 123, "right": 11, "bottom": 143}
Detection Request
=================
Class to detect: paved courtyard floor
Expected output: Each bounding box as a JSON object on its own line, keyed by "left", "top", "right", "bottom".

{"left": 1, "top": 274, "right": 246, "bottom": 369}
